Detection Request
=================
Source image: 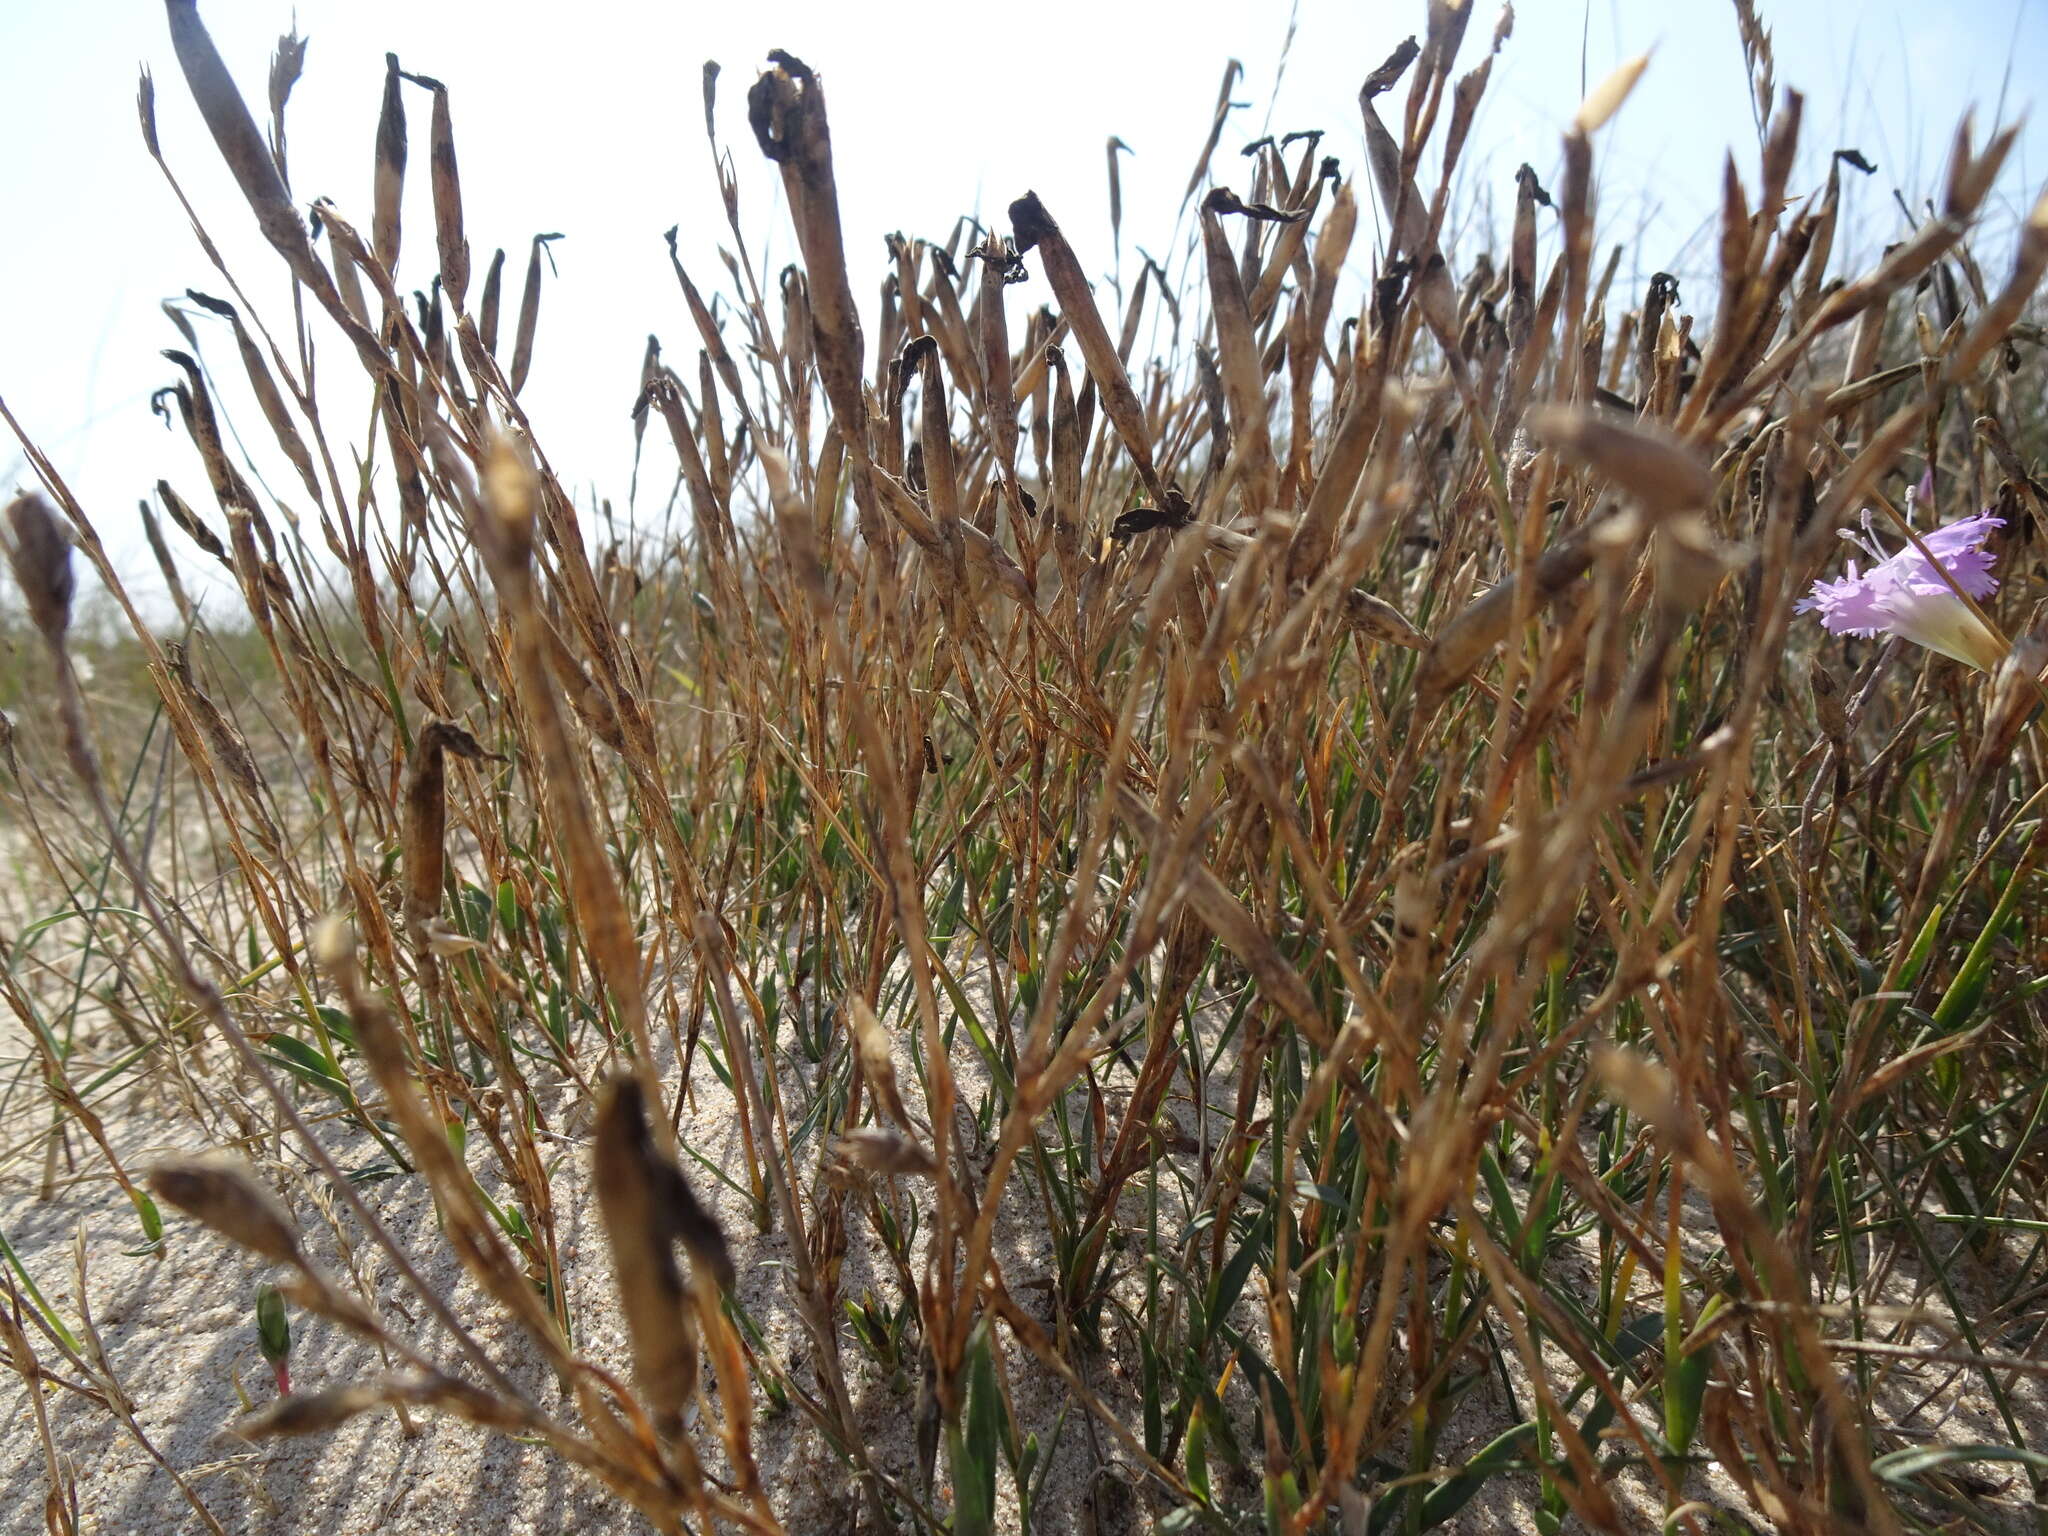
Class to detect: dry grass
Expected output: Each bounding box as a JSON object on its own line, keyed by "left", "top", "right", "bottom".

{"left": 4, "top": 2, "right": 2048, "bottom": 1532}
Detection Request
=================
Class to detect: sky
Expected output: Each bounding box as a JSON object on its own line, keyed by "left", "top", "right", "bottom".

{"left": 1, "top": 0, "right": 2043, "bottom": 617}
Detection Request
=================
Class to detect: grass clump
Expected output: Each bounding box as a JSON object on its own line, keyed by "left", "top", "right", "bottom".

{"left": 3, "top": 3, "right": 2048, "bottom": 1533}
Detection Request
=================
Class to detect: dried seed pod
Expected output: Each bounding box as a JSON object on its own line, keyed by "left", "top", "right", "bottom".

{"left": 4, "top": 494, "right": 76, "bottom": 644}
{"left": 1178, "top": 58, "right": 1244, "bottom": 212}
{"left": 1286, "top": 370, "right": 1389, "bottom": 587}
{"left": 663, "top": 228, "right": 751, "bottom": 417}
{"left": 137, "top": 499, "right": 195, "bottom": 623}
{"left": 847, "top": 994, "right": 911, "bottom": 1129}
{"left": 1972, "top": 630, "right": 2048, "bottom": 777}
{"left": 154, "top": 480, "right": 227, "bottom": 566}
{"left": 1010, "top": 191, "right": 1166, "bottom": 504}
{"left": 1417, "top": 528, "right": 1612, "bottom": 706}
{"left": 1199, "top": 188, "right": 1276, "bottom": 509}
{"left": 478, "top": 247, "right": 506, "bottom": 355}
{"left": 1341, "top": 589, "right": 1426, "bottom": 649}
{"left": 373, "top": 52, "right": 405, "bottom": 275}
{"left": 1528, "top": 406, "right": 1714, "bottom": 515}
{"left": 1944, "top": 181, "right": 2048, "bottom": 383}
{"left": 159, "top": 350, "right": 262, "bottom": 519}
{"left": 747, "top": 53, "right": 870, "bottom": 458}
{"left": 237, "top": 1382, "right": 385, "bottom": 1439}
{"left": 1572, "top": 52, "right": 1649, "bottom": 136}
{"left": 1114, "top": 260, "right": 1151, "bottom": 368}
{"left": 958, "top": 522, "right": 1033, "bottom": 605}
{"left": 479, "top": 430, "right": 538, "bottom": 583}
{"left": 1045, "top": 344, "right": 1084, "bottom": 584}
{"left": 509, "top": 233, "right": 564, "bottom": 395}
{"left": 404, "top": 717, "right": 497, "bottom": 929}
{"left": 399, "top": 1370, "right": 532, "bottom": 1433}
{"left": 645, "top": 372, "right": 734, "bottom": 562}
{"left": 593, "top": 1074, "right": 698, "bottom": 1439}
{"left": 973, "top": 232, "right": 1019, "bottom": 471}
{"left": 536, "top": 614, "right": 627, "bottom": 752}
{"left": 163, "top": 1, "right": 382, "bottom": 366}
{"left": 399, "top": 70, "right": 470, "bottom": 310}
{"left": 183, "top": 291, "right": 321, "bottom": 502}
{"left": 165, "top": 643, "right": 266, "bottom": 811}
{"left": 1106, "top": 136, "right": 1130, "bottom": 254}
{"left": 147, "top": 1152, "right": 305, "bottom": 1269}
{"left": 834, "top": 1127, "right": 938, "bottom": 1179}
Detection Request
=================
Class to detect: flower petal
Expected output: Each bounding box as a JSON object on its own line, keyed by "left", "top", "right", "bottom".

{"left": 1799, "top": 562, "right": 1889, "bottom": 635}
{"left": 1915, "top": 512, "right": 2003, "bottom": 559}
{"left": 1870, "top": 584, "right": 2004, "bottom": 670}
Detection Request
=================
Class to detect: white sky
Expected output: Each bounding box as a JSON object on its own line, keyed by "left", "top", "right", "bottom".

{"left": 1, "top": 0, "right": 2042, "bottom": 616}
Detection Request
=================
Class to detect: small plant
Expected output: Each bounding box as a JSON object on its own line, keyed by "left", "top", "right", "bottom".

{"left": 255, "top": 1283, "right": 292, "bottom": 1396}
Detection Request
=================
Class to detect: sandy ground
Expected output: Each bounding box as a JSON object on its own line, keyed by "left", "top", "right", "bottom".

{"left": 1, "top": 904, "right": 2044, "bottom": 1533}
{"left": 0, "top": 947, "right": 1227, "bottom": 1536}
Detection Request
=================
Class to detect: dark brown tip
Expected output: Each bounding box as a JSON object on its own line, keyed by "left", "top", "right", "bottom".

{"left": 746, "top": 68, "right": 791, "bottom": 162}
{"left": 1362, "top": 36, "right": 1420, "bottom": 100}
{"left": 1008, "top": 191, "right": 1057, "bottom": 254}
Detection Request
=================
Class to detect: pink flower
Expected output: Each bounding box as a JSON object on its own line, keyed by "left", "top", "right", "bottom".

{"left": 1798, "top": 512, "right": 2006, "bottom": 671}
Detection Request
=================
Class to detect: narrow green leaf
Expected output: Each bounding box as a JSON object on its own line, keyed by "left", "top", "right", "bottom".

{"left": 1873, "top": 1442, "right": 2048, "bottom": 1482}
{"left": 951, "top": 1320, "right": 1003, "bottom": 1536}
{"left": 1383, "top": 1420, "right": 1535, "bottom": 1532}
{"left": 0, "top": 1224, "right": 81, "bottom": 1354}
{"left": 128, "top": 1187, "right": 163, "bottom": 1246}
{"left": 1932, "top": 863, "right": 2028, "bottom": 1033}
{"left": 1203, "top": 1209, "right": 1270, "bottom": 1349}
